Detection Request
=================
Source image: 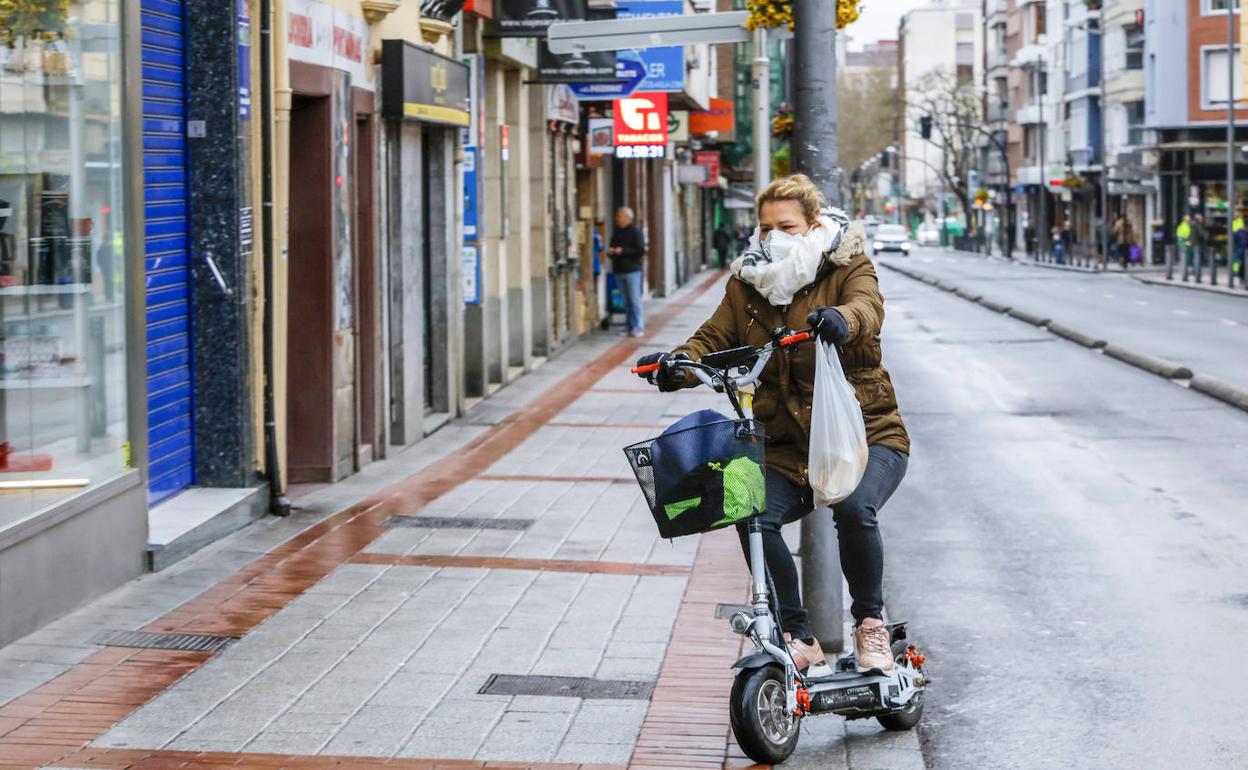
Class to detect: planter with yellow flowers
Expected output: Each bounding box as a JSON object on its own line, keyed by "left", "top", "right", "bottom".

{"left": 746, "top": 0, "right": 863, "bottom": 31}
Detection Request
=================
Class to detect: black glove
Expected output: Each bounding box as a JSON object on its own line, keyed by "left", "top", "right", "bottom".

{"left": 806, "top": 307, "right": 850, "bottom": 346}
{"left": 635, "top": 352, "right": 690, "bottom": 392}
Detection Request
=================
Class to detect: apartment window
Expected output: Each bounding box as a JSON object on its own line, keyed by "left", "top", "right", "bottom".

{"left": 1205, "top": 0, "right": 1241, "bottom": 12}
{"left": 1034, "top": 4, "right": 1047, "bottom": 40}
{"left": 1125, "top": 24, "right": 1144, "bottom": 70}
{"left": 956, "top": 13, "right": 974, "bottom": 30}
{"left": 1203, "top": 46, "right": 1244, "bottom": 108}
{"left": 1125, "top": 100, "right": 1146, "bottom": 146}
{"left": 956, "top": 41, "right": 975, "bottom": 83}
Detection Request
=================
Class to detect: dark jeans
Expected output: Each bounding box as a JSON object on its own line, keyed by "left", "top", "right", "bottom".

{"left": 736, "top": 445, "right": 909, "bottom": 636}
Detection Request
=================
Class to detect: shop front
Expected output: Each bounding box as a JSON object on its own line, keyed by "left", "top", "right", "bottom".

{"left": 0, "top": 0, "right": 147, "bottom": 644}
{"left": 380, "top": 39, "right": 468, "bottom": 444}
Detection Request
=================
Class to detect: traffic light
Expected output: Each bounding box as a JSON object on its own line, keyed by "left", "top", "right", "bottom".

{"left": 919, "top": 115, "right": 933, "bottom": 140}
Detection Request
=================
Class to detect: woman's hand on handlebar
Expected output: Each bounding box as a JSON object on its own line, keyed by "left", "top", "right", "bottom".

{"left": 634, "top": 352, "right": 690, "bottom": 392}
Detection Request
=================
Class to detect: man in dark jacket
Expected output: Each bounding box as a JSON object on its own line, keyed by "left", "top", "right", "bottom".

{"left": 609, "top": 206, "right": 646, "bottom": 336}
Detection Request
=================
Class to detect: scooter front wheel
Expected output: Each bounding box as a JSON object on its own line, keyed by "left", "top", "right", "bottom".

{"left": 877, "top": 640, "right": 925, "bottom": 731}
{"left": 729, "top": 665, "right": 800, "bottom": 764}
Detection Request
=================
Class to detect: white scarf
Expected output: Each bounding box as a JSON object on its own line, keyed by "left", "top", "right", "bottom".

{"left": 730, "top": 208, "right": 850, "bottom": 306}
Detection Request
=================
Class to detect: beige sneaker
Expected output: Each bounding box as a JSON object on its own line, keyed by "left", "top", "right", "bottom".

{"left": 784, "top": 633, "right": 829, "bottom": 673}
{"left": 854, "top": 620, "right": 894, "bottom": 673}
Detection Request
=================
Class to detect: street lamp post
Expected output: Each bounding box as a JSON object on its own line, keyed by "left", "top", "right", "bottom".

{"left": 792, "top": 0, "right": 844, "bottom": 651}
{"left": 1226, "top": 0, "right": 1237, "bottom": 289}
{"left": 752, "top": 27, "right": 771, "bottom": 197}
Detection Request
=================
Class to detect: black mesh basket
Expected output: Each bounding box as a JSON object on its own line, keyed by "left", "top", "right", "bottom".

{"left": 623, "top": 418, "right": 766, "bottom": 538}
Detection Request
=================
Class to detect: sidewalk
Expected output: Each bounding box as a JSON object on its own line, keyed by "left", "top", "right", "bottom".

{"left": 0, "top": 274, "right": 923, "bottom": 770}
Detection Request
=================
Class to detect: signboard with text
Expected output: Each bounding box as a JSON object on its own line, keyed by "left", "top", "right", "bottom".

{"left": 615, "top": 0, "right": 685, "bottom": 92}
{"left": 613, "top": 92, "right": 668, "bottom": 158}
{"left": 693, "top": 150, "right": 720, "bottom": 188}
{"left": 689, "top": 97, "right": 734, "bottom": 135}
{"left": 495, "top": 0, "right": 588, "bottom": 37}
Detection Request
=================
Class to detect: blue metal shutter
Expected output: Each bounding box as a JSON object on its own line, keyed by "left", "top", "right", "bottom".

{"left": 141, "top": 0, "right": 194, "bottom": 503}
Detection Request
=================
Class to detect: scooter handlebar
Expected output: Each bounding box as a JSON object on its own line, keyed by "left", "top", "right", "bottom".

{"left": 630, "top": 363, "right": 661, "bottom": 374}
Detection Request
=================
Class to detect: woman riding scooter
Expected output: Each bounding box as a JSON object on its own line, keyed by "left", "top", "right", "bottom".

{"left": 636, "top": 174, "right": 909, "bottom": 674}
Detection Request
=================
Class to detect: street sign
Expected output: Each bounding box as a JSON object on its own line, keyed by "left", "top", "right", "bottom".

{"left": 570, "top": 58, "right": 646, "bottom": 99}
{"left": 547, "top": 10, "right": 755, "bottom": 54}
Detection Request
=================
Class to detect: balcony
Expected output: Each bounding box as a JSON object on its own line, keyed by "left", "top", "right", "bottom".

{"left": 1011, "top": 43, "right": 1047, "bottom": 69}
{"left": 1016, "top": 101, "right": 1047, "bottom": 125}
{"left": 986, "top": 101, "right": 1010, "bottom": 124}
{"left": 987, "top": 47, "right": 1010, "bottom": 72}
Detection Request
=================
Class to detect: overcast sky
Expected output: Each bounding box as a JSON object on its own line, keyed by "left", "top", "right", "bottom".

{"left": 842, "top": 0, "right": 933, "bottom": 50}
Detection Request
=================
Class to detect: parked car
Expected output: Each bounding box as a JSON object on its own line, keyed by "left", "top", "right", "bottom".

{"left": 915, "top": 225, "right": 941, "bottom": 247}
{"left": 862, "top": 215, "right": 881, "bottom": 238}
{"left": 871, "top": 224, "right": 912, "bottom": 255}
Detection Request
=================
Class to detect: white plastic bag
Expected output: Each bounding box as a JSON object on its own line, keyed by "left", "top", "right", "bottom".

{"left": 808, "top": 339, "right": 869, "bottom": 506}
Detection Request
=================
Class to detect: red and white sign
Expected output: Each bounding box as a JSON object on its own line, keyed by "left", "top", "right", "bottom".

{"left": 613, "top": 92, "right": 668, "bottom": 158}
{"left": 693, "top": 150, "right": 720, "bottom": 188}
{"left": 287, "top": 0, "right": 373, "bottom": 90}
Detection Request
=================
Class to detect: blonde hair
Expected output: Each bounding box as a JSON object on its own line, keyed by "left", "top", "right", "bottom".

{"left": 756, "top": 174, "right": 826, "bottom": 224}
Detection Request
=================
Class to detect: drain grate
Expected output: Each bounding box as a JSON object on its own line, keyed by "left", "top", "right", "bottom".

{"left": 478, "top": 674, "right": 654, "bottom": 700}
{"left": 92, "top": 630, "right": 234, "bottom": 653}
{"left": 715, "top": 603, "right": 752, "bottom": 619}
{"left": 384, "top": 515, "right": 534, "bottom": 531}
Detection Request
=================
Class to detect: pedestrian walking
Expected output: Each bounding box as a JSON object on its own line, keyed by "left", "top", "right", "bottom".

{"left": 1177, "top": 214, "right": 1193, "bottom": 281}
{"left": 1191, "top": 213, "right": 1208, "bottom": 282}
{"left": 1234, "top": 210, "right": 1248, "bottom": 283}
{"left": 635, "top": 174, "right": 910, "bottom": 676}
{"left": 1112, "top": 214, "right": 1134, "bottom": 270}
{"left": 608, "top": 206, "right": 646, "bottom": 337}
{"left": 712, "top": 225, "right": 733, "bottom": 268}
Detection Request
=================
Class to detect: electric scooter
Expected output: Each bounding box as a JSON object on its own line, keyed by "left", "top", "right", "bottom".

{"left": 629, "top": 328, "right": 927, "bottom": 765}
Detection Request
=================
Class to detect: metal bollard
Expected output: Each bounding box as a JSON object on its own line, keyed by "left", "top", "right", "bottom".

{"left": 801, "top": 508, "right": 845, "bottom": 652}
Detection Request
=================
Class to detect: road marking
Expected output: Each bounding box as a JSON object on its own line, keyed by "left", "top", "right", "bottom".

{"left": 1135, "top": 300, "right": 1149, "bottom": 306}
{"left": 1221, "top": 319, "right": 1239, "bottom": 327}
{"left": 1174, "top": 309, "right": 1191, "bottom": 316}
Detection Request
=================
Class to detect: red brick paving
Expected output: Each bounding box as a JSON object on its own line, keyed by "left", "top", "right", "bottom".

{"left": 0, "top": 270, "right": 729, "bottom": 770}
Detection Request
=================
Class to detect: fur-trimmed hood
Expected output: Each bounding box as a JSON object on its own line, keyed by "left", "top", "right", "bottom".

{"left": 823, "top": 221, "right": 865, "bottom": 270}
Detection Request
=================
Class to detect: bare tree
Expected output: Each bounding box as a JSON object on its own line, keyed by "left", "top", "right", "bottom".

{"left": 905, "top": 69, "right": 982, "bottom": 234}
{"left": 839, "top": 67, "right": 901, "bottom": 176}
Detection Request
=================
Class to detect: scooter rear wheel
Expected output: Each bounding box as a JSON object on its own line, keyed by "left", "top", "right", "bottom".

{"left": 877, "top": 641, "right": 924, "bottom": 731}
{"left": 730, "top": 665, "right": 800, "bottom": 764}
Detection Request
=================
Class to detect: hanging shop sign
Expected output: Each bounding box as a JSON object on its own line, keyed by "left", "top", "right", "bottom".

{"left": 615, "top": 0, "right": 685, "bottom": 92}
{"left": 570, "top": 59, "right": 646, "bottom": 100}
{"left": 613, "top": 92, "right": 668, "bottom": 158}
{"left": 381, "top": 40, "right": 471, "bottom": 126}
{"left": 588, "top": 117, "right": 614, "bottom": 155}
{"left": 668, "top": 110, "right": 688, "bottom": 142}
{"left": 693, "top": 149, "right": 720, "bottom": 188}
{"left": 536, "top": 44, "right": 617, "bottom": 83}
{"left": 689, "top": 97, "right": 733, "bottom": 135}
{"left": 495, "top": 0, "right": 589, "bottom": 37}
{"left": 288, "top": 0, "right": 373, "bottom": 89}
{"left": 546, "top": 84, "right": 580, "bottom": 123}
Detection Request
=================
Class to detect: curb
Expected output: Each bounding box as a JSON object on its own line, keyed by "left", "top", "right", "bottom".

{"left": 1006, "top": 307, "right": 1051, "bottom": 327}
{"left": 1046, "top": 321, "right": 1107, "bottom": 349}
{"left": 1190, "top": 374, "right": 1248, "bottom": 411}
{"left": 1131, "top": 274, "right": 1248, "bottom": 299}
{"left": 955, "top": 287, "right": 982, "bottom": 302}
{"left": 1101, "top": 344, "right": 1193, "bottom": 379}
{"left": 977, "top": 296, "right": 1012, "bottom": 313}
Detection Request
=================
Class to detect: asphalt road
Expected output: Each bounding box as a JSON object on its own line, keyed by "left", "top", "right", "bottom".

{"left": 871, "top": 264, "right": 1248, "bottom": 768}
{"left": 874, "top": 248, "right": 1248, "bottom": 390}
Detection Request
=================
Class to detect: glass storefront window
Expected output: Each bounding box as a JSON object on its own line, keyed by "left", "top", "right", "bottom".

{"left": 0, "top": 1, "right": 128, "bottom": 530}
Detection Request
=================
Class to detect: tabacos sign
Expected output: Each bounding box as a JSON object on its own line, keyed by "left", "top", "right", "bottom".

{"left": 613, "top": 92, "right": 668, "bottom": 159}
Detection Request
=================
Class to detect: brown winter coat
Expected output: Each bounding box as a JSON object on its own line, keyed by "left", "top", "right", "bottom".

{"left": 673, "top": 223, "right": 909, "bottom": 487}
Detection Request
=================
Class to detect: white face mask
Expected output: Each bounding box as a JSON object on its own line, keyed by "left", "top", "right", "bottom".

{"left": 763, "top": 229, "right": 802, "bottom": 262}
